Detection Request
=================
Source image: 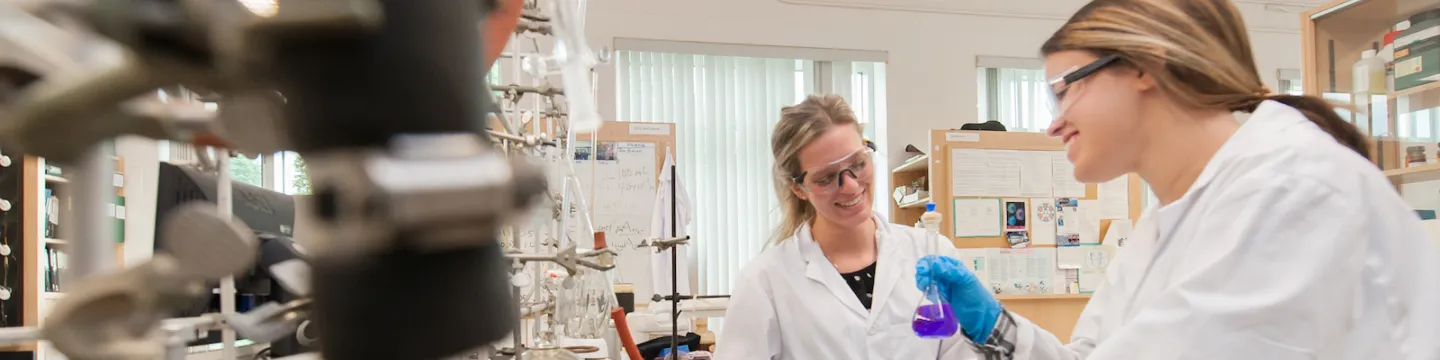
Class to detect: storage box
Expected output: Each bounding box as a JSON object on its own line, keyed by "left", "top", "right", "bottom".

{"left": 1395, "top": 9, "right": 1440, "bottom": 91}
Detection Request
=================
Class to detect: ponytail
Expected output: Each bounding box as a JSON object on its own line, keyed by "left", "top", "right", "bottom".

{"left": 1264, "top": 95, "right": 1371, "bottom": 159}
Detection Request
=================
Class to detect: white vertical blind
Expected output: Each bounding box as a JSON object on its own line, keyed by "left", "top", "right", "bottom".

{"left": 616, "top": 51, "right": 800, "bottom": 301}
{"left": 985, "top": 68, "right": 1055, "bottom": 133}
{"left": 848, "top": 62, "right": 889, "bottom": 221}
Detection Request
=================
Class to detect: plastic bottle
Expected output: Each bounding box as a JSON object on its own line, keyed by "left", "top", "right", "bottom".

{"left": 1354, "top": 47, "right": 1388, "bottom": 134}
{"left": 1354, "top": 48, "right": 1387, "bottom": 96}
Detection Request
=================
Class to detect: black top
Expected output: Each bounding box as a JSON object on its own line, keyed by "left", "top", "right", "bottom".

{"left": 839, "top": 262, "right": 879, "bottom": 309}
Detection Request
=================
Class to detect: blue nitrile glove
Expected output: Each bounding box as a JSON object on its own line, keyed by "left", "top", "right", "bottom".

{"left": 915, "top": 255, "right": 1002, "bottom": 344}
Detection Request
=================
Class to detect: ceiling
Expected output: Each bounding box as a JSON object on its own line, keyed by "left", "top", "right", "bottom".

{"left": 774, "top": 0, "right": 1340, "bottom": 32}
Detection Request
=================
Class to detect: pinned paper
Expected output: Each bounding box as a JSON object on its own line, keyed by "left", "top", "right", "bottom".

{"left": 1030, "top": 198, "right": 1057, "bottom": 246}
{"left": 1055, "top": 198, "right": 1085, "bottom": 246}
{"left": 1006, "top": 231, "right": 1030, "bottom": 248}
{"left": 983, "top": 248, "right": 1056, "bottom": 295}
{"left": 1003, "top": 199, "right": 1027, "bottom": 231}
{"left": 1056, "top": 246, "right": 1085, "bottom": 269}
{"left": 1098, "top": 176, "right": 1130, "bottom": 219}
{"left": 953, "top": 198, "right": 1003, "bottom": 238}
{"left": 1101, "top": 219, "right": 1133, "bottom": 247}
{"left": 1077, "top": 245, "right": 1117, "bottom": 293}
{"left": 1077, "top": 200, "right": 1102, "bottom": 245}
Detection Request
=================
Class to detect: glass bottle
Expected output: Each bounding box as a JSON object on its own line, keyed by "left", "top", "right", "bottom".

{"left": 913, "top": 202, "right": 959, "bottom": 338}
{"left": 912, "top": 282, "right": 959, "bottom": 338}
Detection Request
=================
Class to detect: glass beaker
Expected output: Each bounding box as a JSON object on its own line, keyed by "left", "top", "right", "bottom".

{"left": 912, "top": 283, "right": 959, "bottom": 338}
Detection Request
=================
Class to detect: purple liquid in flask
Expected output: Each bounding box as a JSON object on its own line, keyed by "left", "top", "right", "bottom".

{"left": 912, "top": 303, "right": 959, "bottom": 338}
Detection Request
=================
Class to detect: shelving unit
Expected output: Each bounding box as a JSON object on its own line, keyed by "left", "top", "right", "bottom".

{"left": 888, "top": 154, "right": 933, "bottom": 226}
{"left": 1302, "top": 0, "right": 1440, "bottom": 175}
{"left": 17, "top": 155, "right": 127, "bottom": 359}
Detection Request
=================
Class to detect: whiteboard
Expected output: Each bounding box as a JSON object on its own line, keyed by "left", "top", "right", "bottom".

{"left": 590, "top": 141, "right": 659, "bottom": 300}
{"left": 516, "top": 141, "right": 663, "bottom": 302}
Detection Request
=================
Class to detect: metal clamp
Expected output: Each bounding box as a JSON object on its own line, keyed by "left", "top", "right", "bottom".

{"left": 648, "top": 236, "right": 692, "bottom": 253}
{"left": 305, "top": 133, "right": 549, "bottom": 261}
{"left": 505, "top": 245, "right": 618, "bottom": 275}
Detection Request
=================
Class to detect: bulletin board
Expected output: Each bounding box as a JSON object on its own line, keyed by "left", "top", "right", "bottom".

{"left": 926, "top": 130, "right": 1143, "bottom": 249}
{"left": 922, "top": 129, "right": 1145, "bottom": 342}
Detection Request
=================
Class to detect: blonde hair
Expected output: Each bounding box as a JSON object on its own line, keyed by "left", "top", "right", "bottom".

{"left": 769, "top": 94, "right": 863, "bottom": 244}
{"left": 1041, "top": 0, "right": 1369, "bottom": 157}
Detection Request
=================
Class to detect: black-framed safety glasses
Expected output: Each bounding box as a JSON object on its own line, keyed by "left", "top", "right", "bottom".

{"left": 1045, "top": 54, "right": 1122, "bottom": 116}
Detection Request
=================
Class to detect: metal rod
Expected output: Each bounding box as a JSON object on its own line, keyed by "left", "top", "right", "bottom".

{"left": 486, "top": 129, "right": 557, "bottom": 148}
{"left": 515, "top": 19, "right": 551, "bottom": 35}
{"left": 520, "top": 9, "right": 550, "bottom": 22}
{"left": 566, "top": 176, "right": 596, "bottom": 236}
{"left": 492, "top": 84, "right": 565, "bottom": 97}
{"left": 66, "top": 143, "right": 115, "bottom": 280}
{"left": 216, "top": 149, "right": 237, "bottom": 360}
{"left": 0, "top": 327, "right": 41, "bottom": 346}
{"left": 669, "top": 163, "right": 678, "bottom": 358}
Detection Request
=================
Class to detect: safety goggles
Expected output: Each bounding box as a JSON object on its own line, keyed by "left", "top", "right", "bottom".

{"left": 1044, "top": 54, "right": 1122, "bottom": 118}
{"left": 790, "top": 147, "right": 874, "bottom": 196}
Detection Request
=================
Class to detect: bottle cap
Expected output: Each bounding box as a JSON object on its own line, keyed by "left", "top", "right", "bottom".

{"left": 925, "top": 202, "right": 936, "bottom": 212}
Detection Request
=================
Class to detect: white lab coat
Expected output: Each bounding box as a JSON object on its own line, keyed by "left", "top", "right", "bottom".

{"left": 1009, "top": 100, "right": 1440, "bottom": 359}
{"left": 716, "top": 213, "right": 980, "bottom": 360}
{"left": 650, "top": 149, "right": 694, "bottom": 297}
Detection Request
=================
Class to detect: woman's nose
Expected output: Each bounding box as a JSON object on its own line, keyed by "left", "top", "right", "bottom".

{"left": 1046, "top": 117, "right": 1067, "bottom": 138}
{"left": 838, "top": 169, "right": 863, "bottom": 193}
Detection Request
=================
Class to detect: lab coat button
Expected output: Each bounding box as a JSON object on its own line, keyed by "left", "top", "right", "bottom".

{"left": 868, "top": 325, "right": 880, "bottom": 334}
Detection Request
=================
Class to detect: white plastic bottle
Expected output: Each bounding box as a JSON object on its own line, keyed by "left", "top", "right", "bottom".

{"left": 1353, "top": 48, "right": 1388, "bottom": 133}
{"left": 920, "top": 203, "right": 944, "bottom": 253}
{"left": 1354, "top": 48, "right": 1387, "bottom": 96}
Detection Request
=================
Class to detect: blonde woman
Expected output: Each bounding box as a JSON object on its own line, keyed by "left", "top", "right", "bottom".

{"left": 916, "top": 0, "right": 1440, "bottom": 359}
{"left": 716, "top": 94, "right": 978, "bottom": 359}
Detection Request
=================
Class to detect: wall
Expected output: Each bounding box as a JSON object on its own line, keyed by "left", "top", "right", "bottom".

{"left": 586, "top": 0, "right": 1316, "bottom": 166}
{"left": 117, "top": 136, "right": 159, "bottom": 265}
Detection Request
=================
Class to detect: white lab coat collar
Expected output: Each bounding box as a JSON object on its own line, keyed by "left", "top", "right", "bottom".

{"left": 794, "top": 212, "right": 900, "bottom": 323}
{"left": 1154, "top": 100, "right": 1306, "bottom": 239}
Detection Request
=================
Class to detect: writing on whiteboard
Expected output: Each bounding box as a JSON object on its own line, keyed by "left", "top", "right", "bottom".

{"left": 591, "top": 141, "right": 660, "bottom": 300}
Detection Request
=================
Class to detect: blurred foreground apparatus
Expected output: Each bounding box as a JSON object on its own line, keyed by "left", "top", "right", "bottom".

{"left": 0, "top": 0, "right": 623, "bottom": 358}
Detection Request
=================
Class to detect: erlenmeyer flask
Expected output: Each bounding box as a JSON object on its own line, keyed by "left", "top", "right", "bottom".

{"left": 912, "top": 283, "right": 959, "bottom": 338}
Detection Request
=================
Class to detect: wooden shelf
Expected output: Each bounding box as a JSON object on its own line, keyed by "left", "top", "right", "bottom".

{"left": 42, "top": 292, "right": 63, "bottom": 300}
{"left": 996, "top": 293, "right": 1092, "bottom": 301}
{"left": 42, "top": 174, "right": 66, "bottom": 184}
{"left": 899, "top": 197, "right": 931, "bottom": 209}
{"left": 1390, "top": 81, "right": 1440, "bottom": 100}
{"left": 892, "top": 155, "right": 930, "bottom": 173}
{"left": 42, "top": 238, "right": 65, "bottom": 246}
{"left": 1384, "top": 163, "right": 1440, "bottom": 184}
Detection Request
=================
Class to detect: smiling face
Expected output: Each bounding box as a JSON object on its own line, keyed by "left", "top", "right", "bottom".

{"left": 1043, "top": 50, "right": 1153, "bottom": 183}
{"left": 791, "top": 125, "right": 873, "bottom": 227}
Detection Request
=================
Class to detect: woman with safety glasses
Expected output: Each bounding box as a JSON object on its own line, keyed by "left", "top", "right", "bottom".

{"left": 716, "top": 94, "right": 980, "bottom": 360}
{"left": 913, "top": 0, "right": 1440, "bottom": 359}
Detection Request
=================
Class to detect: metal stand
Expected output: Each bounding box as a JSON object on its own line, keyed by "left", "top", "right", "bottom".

{"left": 668, "top": 163, "right": 679, "bottom": 359}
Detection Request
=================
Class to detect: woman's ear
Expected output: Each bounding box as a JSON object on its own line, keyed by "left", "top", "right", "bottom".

{"left": 790, "top": 185, "right": 809, "bottom": 201}
{"left": 1135, "top": 69, "right": 1158, "bottom": 93}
